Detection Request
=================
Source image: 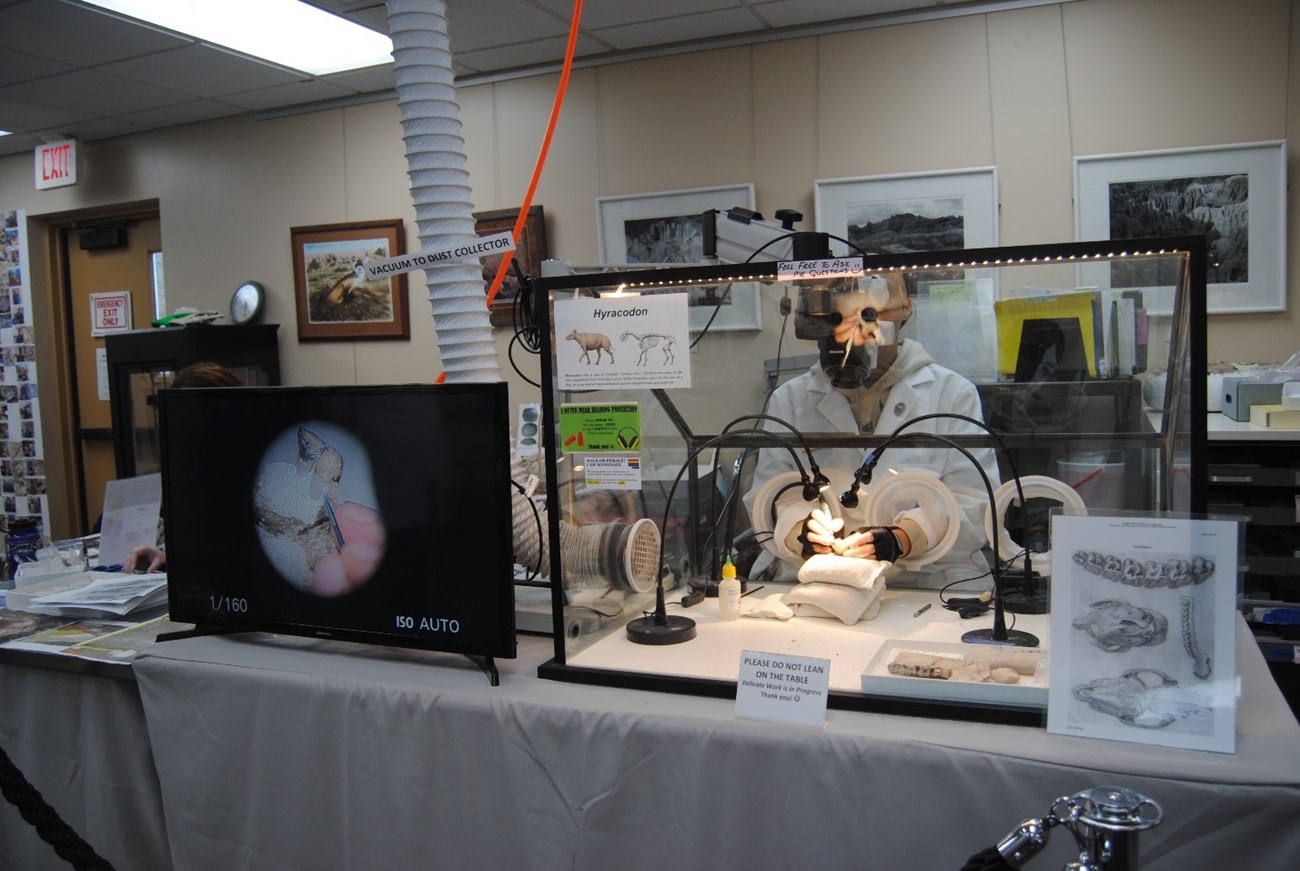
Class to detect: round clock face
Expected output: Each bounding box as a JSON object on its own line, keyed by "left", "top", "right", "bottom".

{"left": 231, "top": 281, "right": 264, "bottom": 324}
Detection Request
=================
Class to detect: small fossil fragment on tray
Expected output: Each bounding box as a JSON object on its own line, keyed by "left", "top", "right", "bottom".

{"left": 885, "top": 649, "right": 1040, "bottom": 684}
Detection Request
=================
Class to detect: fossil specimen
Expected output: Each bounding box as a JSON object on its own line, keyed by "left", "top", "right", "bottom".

{"left": 254, "top": 426, "right": 344, "bottom": 590}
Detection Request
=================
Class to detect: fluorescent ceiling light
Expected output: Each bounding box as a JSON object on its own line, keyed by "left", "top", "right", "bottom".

{"left": 82, "top": 0, "right": 393, "bottom": 75}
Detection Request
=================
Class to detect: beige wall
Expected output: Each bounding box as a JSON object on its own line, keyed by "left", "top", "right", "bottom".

{"left": 1, "top": 0, "right": 1296, "bottom": 530}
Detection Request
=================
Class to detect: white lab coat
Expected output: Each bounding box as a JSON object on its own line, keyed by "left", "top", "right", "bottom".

{"left": 744, "top": 345, "right": 1000, "bottom": 589}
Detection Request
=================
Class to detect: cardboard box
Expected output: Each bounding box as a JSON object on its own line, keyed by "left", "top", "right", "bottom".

{"left": 1249, "top": 404, "right": 1300, "bottom": 429}
{"left": 1221, "top": 376, "right": 1285, "bottom": 421}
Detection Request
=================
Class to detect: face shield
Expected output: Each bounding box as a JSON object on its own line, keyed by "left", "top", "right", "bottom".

{"left": 794, "top": 273, "right": 910, "bottom": 388}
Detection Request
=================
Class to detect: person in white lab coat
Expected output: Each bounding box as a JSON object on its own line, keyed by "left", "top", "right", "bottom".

{"left": 743, "top": 270, "right": 1000, "bottom": 589}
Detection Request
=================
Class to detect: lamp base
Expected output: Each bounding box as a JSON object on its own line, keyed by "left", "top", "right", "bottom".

{"left": 962, "top": 627, "right": 1040, "bottom": 647}
{"left": 626, "top": 614, "right": 697, "bottom": 645}
{"left": 1002, "top": 587, "right": 1051, "bottom": 615}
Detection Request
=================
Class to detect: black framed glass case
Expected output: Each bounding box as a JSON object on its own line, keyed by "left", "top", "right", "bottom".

{"left": 104, "top": 324, "right": 281, "bottom": 479}
{"left": 533, "top": 237, "right": 1206, "bottom": 723}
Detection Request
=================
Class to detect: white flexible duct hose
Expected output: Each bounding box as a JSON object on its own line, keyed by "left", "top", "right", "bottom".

{"left": 386, "top": 0, "right": 500, "bottom": 384}
{"left": 386, "top": 0, "right": 541, "bottom": 573}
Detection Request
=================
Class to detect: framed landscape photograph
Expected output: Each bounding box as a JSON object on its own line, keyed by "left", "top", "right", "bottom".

{"left": 1074, "top": 140, "right": 1286, "bottom": 314}
{"left": 474, "top": 205, "right": 547, "bottom": 328}
{"left": 814, "top": 167, "right": 999, "bottom": 254}
{"left": 596, "top": 184, "right": 760, "bottom": 332}
{"left": 291, "top": 219, "right": 410, "bottom": 341}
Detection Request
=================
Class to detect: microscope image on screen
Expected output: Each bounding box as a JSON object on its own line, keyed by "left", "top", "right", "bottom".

{"left": 252, "top": 421, "right": 386, "bottom": 598}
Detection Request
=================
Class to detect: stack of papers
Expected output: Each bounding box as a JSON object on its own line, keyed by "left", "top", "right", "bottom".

{"left": 11, "top": 572, "right": 167, "bottom": 618}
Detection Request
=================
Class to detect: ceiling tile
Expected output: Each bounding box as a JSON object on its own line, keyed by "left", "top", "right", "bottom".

{"left": 532, "top": 0, "right": 741, "bottom": 30}
{"left": 0, "top": 47, "right": 73, "bottom": 87}
{"left": 0, "top": 94, "right": 93, "bottom": 135}
{"left": 0, "top": 0, "right": 191, "bottom": 66}
{"left": 444, "top": 1, "right": 571, "bottom": 51}
{"left": 0, "top": 69, "right": 190, "bottom": 116}
{"left": 322, "top": 64, "right": 397, "bottom": 95}
{"left": 0, "top": 134, "right": 41, "bottom": 158}
{"left": 593, "top": 9, "right": 772, "bottom": 51}
{"left": 755, "top": 0, "right": 958, "bottom": 29}
{"left": 218, "top": 78, "right": 360, "bottom": 112}
{"left": 100, "top": 45, "right": 304, "bottom": 98}
{"left": 34, "top": 115, "right": 145, "bottom": 143}
{"left": 116, "top": 98, "right": 248, "bottom": 129}
{"left": 453, "top": 34, "right": 610, "bottom": 78}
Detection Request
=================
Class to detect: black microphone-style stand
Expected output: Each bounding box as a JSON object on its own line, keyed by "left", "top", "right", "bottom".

{"left": 626, "top": 423, "right": 826, "bottom": 646}
{"left": 840, "top": 426, "right": 1038, "bottom": 648}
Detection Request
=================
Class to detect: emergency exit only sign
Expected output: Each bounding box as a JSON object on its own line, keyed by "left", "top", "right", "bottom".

{"left": 35, "top": 138, "right": 77, "bottom": 190}
{"left": 90, "top": 291, "right": 132, "bottom": 337}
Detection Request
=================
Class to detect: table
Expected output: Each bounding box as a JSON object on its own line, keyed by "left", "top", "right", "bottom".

{"left": 0, "top": 652, "right": 172, "bottom": 870}
{"left": 131, "top": 620, "right": 1300, "bottom": 870}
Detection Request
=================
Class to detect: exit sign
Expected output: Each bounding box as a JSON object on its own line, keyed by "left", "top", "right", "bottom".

{"left": 90, "top": 291, "right": 132, "bottom": 336}
{"left": 35, "top": 138, "right": 77, "bottom": 189}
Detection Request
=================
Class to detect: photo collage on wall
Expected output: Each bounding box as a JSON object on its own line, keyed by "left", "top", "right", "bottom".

{"left": 0, "top": 209, "right": 48, "bottom": 539}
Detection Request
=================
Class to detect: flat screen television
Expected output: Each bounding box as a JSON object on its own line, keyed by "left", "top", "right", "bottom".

{"left": 158, "top": 382, "right": 516, "bottom": 667}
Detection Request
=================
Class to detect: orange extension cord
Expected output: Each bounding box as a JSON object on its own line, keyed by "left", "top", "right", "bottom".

{"left": 482, "top": 0, "right": 583, "bottom": 312}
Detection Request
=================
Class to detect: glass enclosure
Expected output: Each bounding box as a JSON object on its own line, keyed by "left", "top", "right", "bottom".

{"left": 535, "top": 237, "right": 1206, "bottom": 718}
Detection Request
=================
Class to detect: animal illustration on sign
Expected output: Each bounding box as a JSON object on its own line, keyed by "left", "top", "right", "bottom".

{"left": 566, "top": 329, "right": 614, "bottom": 364}
{"left": 620, "top": 330, "right": 676, "bottom": 366}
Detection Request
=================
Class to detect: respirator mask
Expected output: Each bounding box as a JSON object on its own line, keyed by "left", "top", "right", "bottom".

{"left": 794, "top": 274, "right": 905, "bottom": 388}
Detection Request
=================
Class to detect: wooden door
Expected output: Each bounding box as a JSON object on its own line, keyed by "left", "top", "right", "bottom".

{"left": 65, "top": 218, "right": 161, "bottom": 531}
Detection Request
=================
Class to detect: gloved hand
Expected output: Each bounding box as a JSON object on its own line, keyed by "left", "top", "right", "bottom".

{"left": 833, "top": 525, "right": 909, "bottom": 562}
{"left": 796, "top": 507, "right": 844, "bottom": 558}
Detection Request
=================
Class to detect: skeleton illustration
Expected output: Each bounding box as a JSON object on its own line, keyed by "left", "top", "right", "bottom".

{"left": 1072, "top": 551, "right": 1215, "bottom": 588}
{"left": 254, "top": 426, "right": 345, "bottom": 590}
{"left": 620, "top": 330, "right": 676, "bottom": 366}
{"left": 1072, "top": 668, "right": 1213, "bottom": 728}
{"left": 1071, "top": 599, "right": 1168, "bottom": 652}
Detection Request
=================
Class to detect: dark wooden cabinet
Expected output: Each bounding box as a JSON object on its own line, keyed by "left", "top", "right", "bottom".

{"left": 1207, "top": 421, "right": 1300, "bottom": 715}
{"left": 104, "top": 325, "right": 280, "bottom": 479}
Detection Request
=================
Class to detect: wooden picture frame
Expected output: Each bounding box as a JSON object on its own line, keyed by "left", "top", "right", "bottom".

{"left": 291, "top": 219, "right": 409, "bottom": 341}
{"left": 474, "top": 205, "right": 547, "bottom": 328}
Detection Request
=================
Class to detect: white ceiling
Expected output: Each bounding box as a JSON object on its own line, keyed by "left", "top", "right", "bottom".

{"left": 0, "top": 0, "right": 1058, "bottom": 158}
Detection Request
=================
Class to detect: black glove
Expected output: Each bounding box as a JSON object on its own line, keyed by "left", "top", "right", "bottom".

{"left": 859, "top": 526, "right": 904, "bottom": 563}
{"left": 795, "top": 517, "right": 816, "bottom": 559}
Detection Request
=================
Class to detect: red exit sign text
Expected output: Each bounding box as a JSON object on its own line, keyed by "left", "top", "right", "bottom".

{"left": 35, "top": 139, "right": 78, "bottom": 190}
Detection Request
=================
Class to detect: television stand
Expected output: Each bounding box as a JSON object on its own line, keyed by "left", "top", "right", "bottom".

{"left": 154, "top": 624, "right": 240, "bottom": 643}
{"left": 468, "top": 655, "right": 499, "bottom": 686}
{"left": 153, "top": 625, "right": 500, "bottom": 684}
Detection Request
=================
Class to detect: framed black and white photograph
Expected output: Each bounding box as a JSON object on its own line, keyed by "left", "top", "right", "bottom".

{"left": 1074, "top": 140, "right": 1286, "bottom": 314}
{"left": 596, "top": 184, "right": 760, "bottom": 332}
{"left": 814, "top": 167, "right": 999, "bottom": 254}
